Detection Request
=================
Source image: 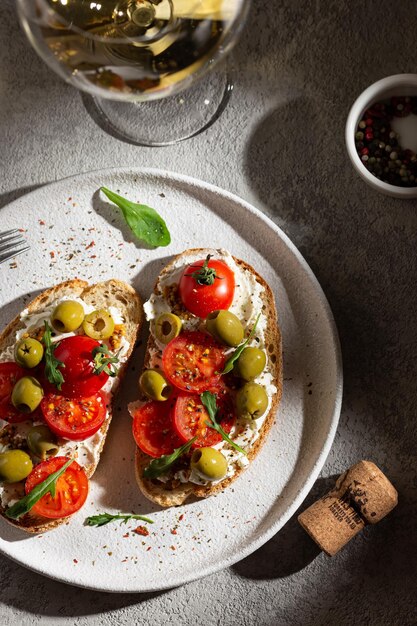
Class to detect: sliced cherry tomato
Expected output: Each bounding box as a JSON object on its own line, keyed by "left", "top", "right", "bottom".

{"left": 0, "top": 362, "right": 27, "bottom": 423}
{"left": 178, "top": 257, "right": 235, "bottom": 318}
{"left": 173, "top": 391, "right": 235, "bottom": 448}
{"left": 0, "top": 362, "right": 25, "bottom": 403}
{"left": 40, "top": 392, "right": 107, "bottom": 441}
{"left": 53, "top": 336, "right": 109, "bottom": 398}
{"left": 25, "top": 456, "right": 89, "bottom": 519}
{"left": 132, "top": 399, "right": 183, "bottom": 458}
{"left": 162, "top": 331, "right": 226, "bottom": 393}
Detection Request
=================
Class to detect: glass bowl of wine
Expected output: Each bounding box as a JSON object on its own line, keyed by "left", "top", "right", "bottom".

{"left": 17, "top": 0, "right": 249, "bottom": 145}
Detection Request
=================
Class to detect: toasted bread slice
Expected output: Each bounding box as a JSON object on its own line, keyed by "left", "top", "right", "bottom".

{"left": 133, "top": 249, "right": 283, "bottom": 507}
{"left": 0, "top": 279, "right": 143, "bottom": 533}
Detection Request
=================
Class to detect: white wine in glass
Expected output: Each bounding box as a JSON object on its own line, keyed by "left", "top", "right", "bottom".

{"left": 17, "top": 0, "right": 249, "bottom": 145}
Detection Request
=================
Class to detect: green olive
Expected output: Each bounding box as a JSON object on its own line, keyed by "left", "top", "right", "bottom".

{"left": 140, "top": 369, "right": 172, "bottom": 401}
{"left": 27, "top": 425, "right": 59, "bottom": 460}
{"left": 51, "top": 300, "right": 85, "bottom": 333}
{"left": 11, "top": 376, "right": 44, "bottom": 414}
{"left": 235, "top": 347, "right": 266, "bottom": 381}
{"left": 191, "top": 448, "right": 228, "bottom": 481}
{"left": 14, "top": 338, "right": 44, "bottom": 369}
{"left": 0, "top": 450, "right": 33, "bottom": 483}
{"left": 236, "top": 382, "right": 268, "bottom": 420}
{"left": 82, "top": 309, "right": 115, "bottom": 340}
{"left": 155, "top": 313, "right": 182, "bottom": 344}
{"left": 206, "top": 310, "right": 244, "bottom": 347}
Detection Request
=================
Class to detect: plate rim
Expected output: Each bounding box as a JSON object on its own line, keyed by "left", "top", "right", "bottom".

{"left": 0, "top": 167, "right": 343, "bottom": 592}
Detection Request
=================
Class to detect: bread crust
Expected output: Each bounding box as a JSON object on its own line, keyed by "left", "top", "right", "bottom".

{"left": 0, "top": 279, "right": 143, "bottom": 533}
{"left": 134, "top": 249, "right": 283, "bottom": 507}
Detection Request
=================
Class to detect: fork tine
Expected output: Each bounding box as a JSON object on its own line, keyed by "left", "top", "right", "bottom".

{"left": 0, "top": 233, "right": 23, "bottom": 244}
{"left": 0, "top": 246, "right": 31, "bottom": 265}
{"left": 0, "top": 229, "right": 19, "bottom": 239}
{"left": 0, "top": 239, "right": 27, "bottom": 254}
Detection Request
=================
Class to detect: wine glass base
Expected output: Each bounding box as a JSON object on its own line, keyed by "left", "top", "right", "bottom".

{"left": 81, "top": 68, "right": 233, "bottom": 147}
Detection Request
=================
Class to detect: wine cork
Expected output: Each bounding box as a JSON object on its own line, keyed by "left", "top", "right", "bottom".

{"left": 298, "top": 461, "right": 398, "bottom": 556}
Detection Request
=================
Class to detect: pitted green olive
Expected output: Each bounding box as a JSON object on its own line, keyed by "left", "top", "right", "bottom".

{"left": 206, "top": 310, "right": 244, "bottom": 347}
{"left": 190, "top": 447, "right": 228, "bottom": 481}
{"left": 51, "top": 300, "right": 85, "bottom": 333}
{"left": 0, "top": 450, "right": 33, "bottom": 483}
{"left": 155, "top": 313, "right": 182, "bottom": 344}
{"left": 27, "top": 425, "right": 59, "bottom": 460}
{"left": 15, "top": 338, "right": 44, "bottom": 369}
{"left": 236, "top": 382, "right": 268, "bottom": 420}
{"left": 235, "top": 347, "right": 266, "bottom": 381}
{"left": 140, "top": 369, "right": 172, "bottom": 401}
{"left": 82, "top": 309, "right": 115, "bottom": 340}
{"left": 11, "top": 376, "right": 44, "bottom": 414}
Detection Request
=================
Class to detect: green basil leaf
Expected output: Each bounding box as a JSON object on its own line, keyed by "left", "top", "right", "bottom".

{"left": 221, "top": 313, "right": 261, "bottom": 375}
{"left": 85, "top": 512, "right": 154, "bottom": 527}
{"left": 101, "top": 187, "right": 171, "bottom": 248}
{"left": 143, "top": 437, "right": 197, "bottom": 479}
{"left": 5, "top": 458, "right": 73, "bottom": 520}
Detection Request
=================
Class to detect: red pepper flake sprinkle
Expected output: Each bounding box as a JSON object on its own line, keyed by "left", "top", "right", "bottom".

{"left": 171, "top": 529, "right": 177, "bottom": 535}
{"left": 147, "top": 546, "right": 152, "bottom": 551}
{"left": 50, "top": 251, "right": 55, "bottom": 258}
{"left": 86, "top": 241, "right": 95, "bottom": 250}
{"left": 73, "top": 559, "right": 78, "bottom": 564}
{"left": 39, "top": 220, "right": 45, "bottom": 225}
{"left": 133, "top": 526, "right": 149, "bottom": 537}
{"left": 170, "top": 545, "right": 176, "bottom": 551}
{"left": 179, "top": 514, "right": 184, "bottom": 521}
{"left": 90, "top": 255, "right": 97, "bottom": 259}
{"left": 123, "top": 533, "right": 129, "bottom": 538}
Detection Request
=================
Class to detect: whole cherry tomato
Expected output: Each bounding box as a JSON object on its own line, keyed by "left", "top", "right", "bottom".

{"left": 178, "top": 255, "right": 235, "bottom": 318}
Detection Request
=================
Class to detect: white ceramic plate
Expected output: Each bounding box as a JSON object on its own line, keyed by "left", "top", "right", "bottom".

{"left": 0, "top": 168, "right": 342, "bottom": 592}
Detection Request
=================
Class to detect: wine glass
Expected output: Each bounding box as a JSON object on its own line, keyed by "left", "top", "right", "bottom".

{"left": 17, "top": 0, "right": 249, "bottom": 146}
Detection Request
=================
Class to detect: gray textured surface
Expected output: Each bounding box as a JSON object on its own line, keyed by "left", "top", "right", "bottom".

{"left": 0, "top": 0, "right": 416, "bottom": 624}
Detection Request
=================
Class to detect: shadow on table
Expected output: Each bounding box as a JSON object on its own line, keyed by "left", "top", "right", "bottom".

{"left": 232, "top": 475, "right": 336, "bottom": 580}
{"left": 0, "top": 560, "right": 172, "bottom": 617}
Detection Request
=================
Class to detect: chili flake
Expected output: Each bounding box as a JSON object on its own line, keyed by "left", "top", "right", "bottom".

{"left": 133, "top": 526, "right": 149, "bottom": 536}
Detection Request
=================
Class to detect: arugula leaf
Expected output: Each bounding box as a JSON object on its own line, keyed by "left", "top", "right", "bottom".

{"left": 101, "top": 187, "right": 171, "bottom": 248}
{"left": 85, "top": 512, "right": 154, "bottom": 527}
{"left": 5, "top": 458, "right": 73, "bottom": 520}
{"left": 143, "top": 437, "right": 197, "bottom": 479}
{"left": 92, "top": 345, "right": 119, "bottom": 377}
{"left": 42, "top": 321, "right": 65, "bottom": 390}
{"left": 201, "top": 391, "right": 247, "bottom": 456}
{"left": 221, "top": 313, "right": 261, "bottom": 375}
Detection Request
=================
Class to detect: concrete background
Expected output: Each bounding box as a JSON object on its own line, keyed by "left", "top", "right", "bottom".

{"left": 1, "top": 0, "right": 416, "bottom": 624}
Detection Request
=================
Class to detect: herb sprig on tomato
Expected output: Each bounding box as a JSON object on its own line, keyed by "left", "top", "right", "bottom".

{"left": 5, "top": 457, "right": 88, "bottom": 520}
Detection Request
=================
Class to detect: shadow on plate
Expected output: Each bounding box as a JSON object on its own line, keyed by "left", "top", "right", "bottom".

{"left": 0, "top": 290, "right": 45, "bottom": 336}
{"left": 232, "top": 475, "right": 337, "bottom": 579}
{"left": 0, "top": 185, "right": 45, "bottom": 212}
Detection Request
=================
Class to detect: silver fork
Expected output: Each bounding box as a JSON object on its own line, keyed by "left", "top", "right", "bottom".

{"left": 0, "top": 229, "right": 30, "bottom": 265}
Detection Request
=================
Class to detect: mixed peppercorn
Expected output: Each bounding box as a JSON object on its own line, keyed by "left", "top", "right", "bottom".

{"left": 355, "top": 96, "right": 417, "bottom": 187}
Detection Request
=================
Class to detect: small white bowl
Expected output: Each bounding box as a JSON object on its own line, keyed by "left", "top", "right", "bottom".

{"left": 345, "top": 74, "right": 417, "bottom": 198}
